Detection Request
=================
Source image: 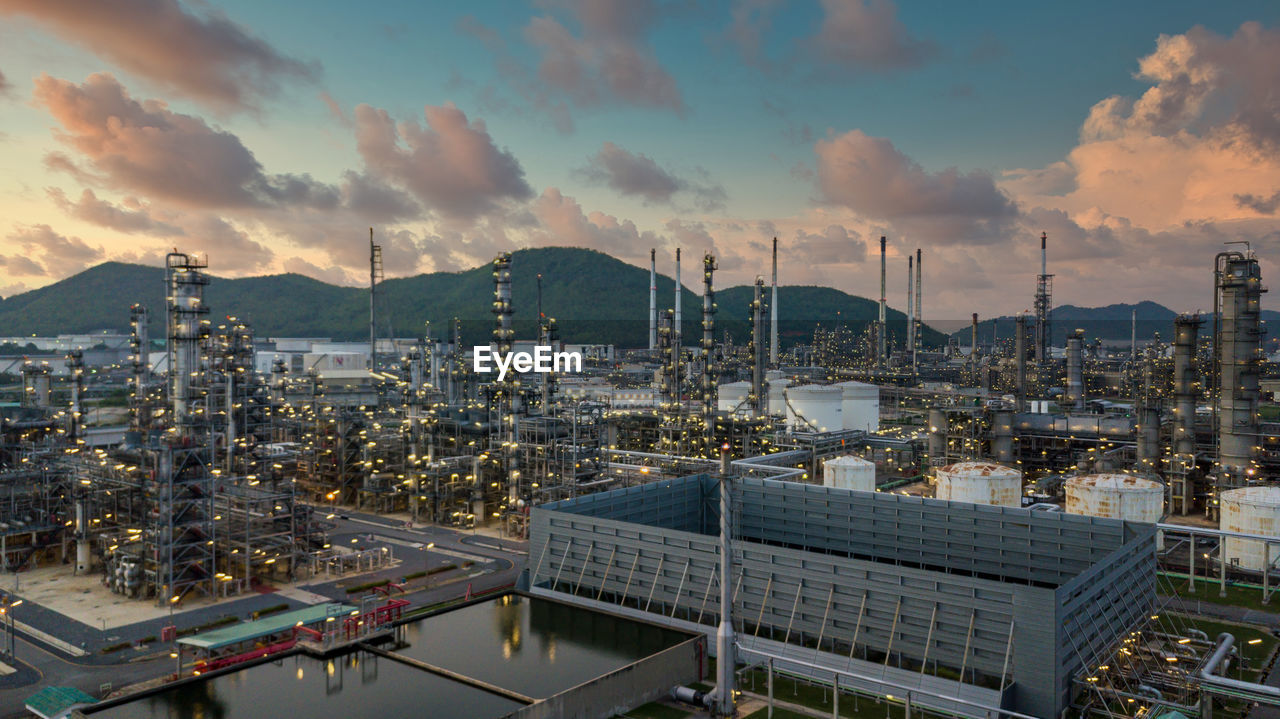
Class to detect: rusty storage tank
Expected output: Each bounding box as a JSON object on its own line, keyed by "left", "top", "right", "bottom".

{"left": 822, "top": 455, "right": 876, "bottom": 492}
{"left": 934, "top": 462, "right": 1022, "bottom": 507}
{"left": 1221, "top": 486, "right": 1280, "bottom": 571}
{"left": 1065, "top": 474, "right": 1163, "bottom": 523}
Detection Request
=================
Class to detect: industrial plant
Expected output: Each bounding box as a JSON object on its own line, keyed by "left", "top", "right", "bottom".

{"left": 2, "top": 231, "right": 1280, "bottom": 719}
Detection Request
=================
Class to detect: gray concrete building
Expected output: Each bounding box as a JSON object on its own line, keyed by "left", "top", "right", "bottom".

{"left": 527, "top": 476, "right": 1156, "bottom": 718}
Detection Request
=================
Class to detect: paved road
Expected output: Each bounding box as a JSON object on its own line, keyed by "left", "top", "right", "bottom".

{"left": 0, "top": 511, "right": 528, "bottom": 718}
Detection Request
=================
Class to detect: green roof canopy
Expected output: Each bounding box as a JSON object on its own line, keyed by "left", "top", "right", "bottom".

{"left": 25, "top": 686, "right": 97, "bottom": 719}
{"left": 178, "top": 603, "right": 356, "bottom": 651}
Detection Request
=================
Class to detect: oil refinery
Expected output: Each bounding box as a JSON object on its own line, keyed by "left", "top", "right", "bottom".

{"left": 0, "top": 231, "right": 1276, "bottom": 719}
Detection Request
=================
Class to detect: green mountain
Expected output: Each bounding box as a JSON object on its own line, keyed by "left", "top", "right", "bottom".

{"left": 951, "top": 300, "right": 1237, "bottom": 345}
{"left": 0, "top": 247, "right": 944, "bottom": 349}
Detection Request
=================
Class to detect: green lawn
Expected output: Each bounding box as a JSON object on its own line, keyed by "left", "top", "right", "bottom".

{"left": 617, "top": 702, "right": 691, "bottom": 719}
{"left": 1162, "top": 573, "right": 1278, "bottom": 613}
{"left": 1166, "top": 613, "right": 1278, "bottom": 681}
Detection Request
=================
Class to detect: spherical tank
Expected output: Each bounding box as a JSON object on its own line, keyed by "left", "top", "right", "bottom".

{"left": 935, "top": 462, "right": 1022, "bottom": 507}
{"left": 1221, "top": 486, "right": 1280, "bottom": 571}
{"left": 785, "top": 384, "right": 842, "bottom": 432}
{"left": 822, "top": 455, "right": 875, "bottom": 492}
{"left": 1064, "top": 474, "right": 1163, "bottom": 523}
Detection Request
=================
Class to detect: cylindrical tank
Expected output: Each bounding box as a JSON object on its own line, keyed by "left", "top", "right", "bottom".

{"left": 822, "top": 456, "right": 876, "bottom": 492}
{"left": 717, "top": 381, "right": 751, "bottom": 414}
{"left": 1221, "top": 486, "right": 1280, "bottom": 571}
{"left": 935, "top": 462, "right": 1022, "bottom": 507}
{"left": 785, "top": 384, "right": 842, "bottom": 432}
{"left": 766, "top": 378, "right": 790, "bottom": 415}
{"left": 836, "top": 381, "right": 879, "bottom": 432}
{"left": 1065, "top": 474, "right": 1163, "bottom": 523}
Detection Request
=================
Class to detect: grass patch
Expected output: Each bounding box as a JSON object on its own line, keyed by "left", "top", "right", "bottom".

{"left": 100, "top": 641, "right": 132, "bottom": 654}
{"left": 1161, "top": 573, "right": 1278, "bottom": 613}
{"left": 175, "top": 615, "right": 238, "bottom": 638}
{"left": 1166, "top": 612, "right": 1277, "bottom": 679}
{"left": 617, "top": 702, "right": 691, "bottom": 719}
{"left": 253, "top": 603, "right": 290, "bottom": 619}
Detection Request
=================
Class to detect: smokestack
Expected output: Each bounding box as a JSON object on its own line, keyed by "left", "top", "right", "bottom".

{"left": 675, "top": 248, "right": 682, "bottom": 351}
{"left": 914, "top": 248, "right": 922, "bottom": 371}
{"left": 906, "top": 255, "right": 914, "bottom": 359}
{"left": 878, "top": 236, "right": 887, "bottom": 369}
{"left": 770, "top": 238, "right": 778, "bottom": 367}
{"left": 649, "top": 249, "right": 657, "bottom": 351}
{"left": 1041, "top": 231, "right": 1047, "bottom": 277}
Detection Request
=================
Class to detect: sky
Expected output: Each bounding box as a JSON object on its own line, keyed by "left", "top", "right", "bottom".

{"left": 1, "top": 0, "right": 1279, "bottom": 323}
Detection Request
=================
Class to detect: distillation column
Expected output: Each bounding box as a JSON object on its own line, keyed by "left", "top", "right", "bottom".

{"left": 491, "top": 252, "right": 518, "bottom": 503}
{"left": 914, "top": 248, "right": 922, "bottom": 370}
{"left": 1066, "top": 329, "right": 1085, "bottom": 412}
{"left": 1216, "top": 253, "right": 1265, "bottom": 484}
{"left": 770, "top": 237, "right": 778, "bottom": 367}
{"left": 701, "top": 254, "right": 718, "bottom": 444}
{"left": 906, "top": 254, "right": 914, "bottom": 365}
{"left": 66, "top": 349, "right": 84, "bottom": 439}
{"left": 1014, "top": 314, "right": 1028, "bottom": 411}
{"left": 130, "top": 304, "right": 150, "bottom": 432}
{"left": 1034, "top": 232, "right": 1053, "bottom": 365}
{"left": 749, "top": 280, "right": 765, "bottom": 417}
{"left": 649, "top": 248, "right": 657, "bottom": 351}
{"left": 877, "top": 236, "right": 887, "bottom": 370}
{"left": 166, "top": 252, "right": 209, "bottom": 437}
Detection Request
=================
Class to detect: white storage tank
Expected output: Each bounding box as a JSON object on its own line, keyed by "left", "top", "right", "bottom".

{"left": 717, "top": 381, "right": 751, "bottom": 414}
{"left": 822, "top": 455, "right": 876, "bottom": 492}
{"left": 766, "top": 378, "right": 791, "bottom": 416}
{"left": 1064, "top": 474, "right": 1164, "bottom": 523}
{"left": 785, "top": 384, "right": 842, "bottom": 432}
{"left": 1221, "top": 486, "right": 1280, "bottom": 571}
{"left": 935, "top": 462, "right": 1022, "bottom": 507}
{"left": 836, "top": 381, "right": 879, "bottom": 432}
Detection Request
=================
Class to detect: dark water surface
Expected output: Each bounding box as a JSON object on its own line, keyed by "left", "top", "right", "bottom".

{"left": 89, "top": 595, "right": 688, "bottom": 719}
